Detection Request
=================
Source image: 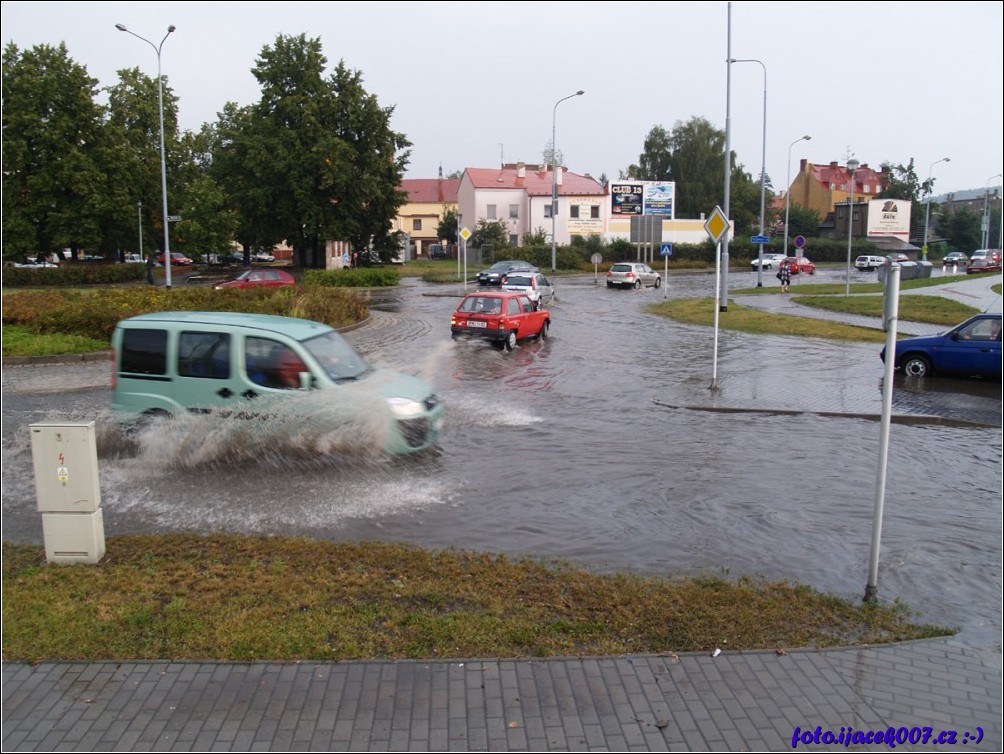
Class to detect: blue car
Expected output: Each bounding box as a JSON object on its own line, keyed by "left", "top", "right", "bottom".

{"left": 881, "top": 313, "right": 1002, "bottom": 378}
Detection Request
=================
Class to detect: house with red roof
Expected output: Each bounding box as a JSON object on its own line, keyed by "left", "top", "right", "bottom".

{"left": 786, "top": 159, "right": 889, "bottom": 221}
{"left": 392, "top": 177, "right": 460, "bottom": 257}
{"left": 458, "top": 162, "right": 607, "bottom": 248}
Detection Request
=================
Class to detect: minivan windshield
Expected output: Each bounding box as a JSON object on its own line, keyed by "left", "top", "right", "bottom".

{"left": 301, "top": 331, "right": 371, "bottom": 382}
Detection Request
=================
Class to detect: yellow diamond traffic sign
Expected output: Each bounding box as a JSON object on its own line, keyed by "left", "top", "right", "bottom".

{"left": 460, "top": 227, "right": 472, "bottom": 241}
{"left": 704, "top": 206, "right": 730, "bottom": 244}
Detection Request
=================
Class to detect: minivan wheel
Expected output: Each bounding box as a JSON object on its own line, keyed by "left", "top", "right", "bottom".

{"left": 504, "top": 331, "right": 517, "bottom": 351}
{"left": 902, "top": 355, "right": 931, "bottom": 378}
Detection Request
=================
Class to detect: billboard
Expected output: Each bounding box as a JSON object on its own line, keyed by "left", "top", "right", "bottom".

{"left": 610, "top": 181, "right": 675, "bottom": 218}
{"left": 867, "top": 199, "right": 912, "bottom": 241}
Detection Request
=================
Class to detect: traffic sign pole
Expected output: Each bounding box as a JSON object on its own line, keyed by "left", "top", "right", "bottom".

{"left": 660, "top": 243, "right": 673, "bottom": 299}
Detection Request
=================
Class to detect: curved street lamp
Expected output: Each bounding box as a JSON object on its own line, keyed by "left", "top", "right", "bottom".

{"left": 729, "top": 59, "right": 768, "bottom": 286}
{"left": 844, "top": 158, "right": 859, "bottom": 296}
{"left": 921, "top": 157, "right": 950, "bottom": 262}
{"left": 116, "top": 23, "right": 176, "bottom": 287}
{"left": 551, "top": 90, "right": 584, "bottom": 273}
{"left": 783, "top": 135, "right": 811, "bottom": 257}
{"left": 982, "top": 173, "right": 1002, "bottom": 249}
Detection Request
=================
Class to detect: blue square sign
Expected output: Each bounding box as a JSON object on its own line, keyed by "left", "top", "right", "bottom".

{"left": 660, "top": 243, "right": 673, "bottom": 257}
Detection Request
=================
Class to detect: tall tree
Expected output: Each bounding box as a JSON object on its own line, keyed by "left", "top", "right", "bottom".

{"left": 2, "top": 42, "right": 113, "bottom": 260}
{"left": 624, "top": 125, "right": 672, "bottom": 180}
{"left": 211, "top": 34, "right": 409, "bottom": 268}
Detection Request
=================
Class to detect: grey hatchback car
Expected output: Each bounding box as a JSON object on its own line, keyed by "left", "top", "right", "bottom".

{"left": 606, "top": 262, "right": 662, "bottom": 289}
{"left": 501, "top": 271, "right": 555, "bottom": 306}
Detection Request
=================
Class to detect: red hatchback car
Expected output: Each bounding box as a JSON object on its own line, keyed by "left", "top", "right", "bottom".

{"left": 214, "top": 268, "right": 295, "bottom": 290}
{"left": 450, "top": 291, "right": 550, "bottom": 350}
{"left": 780, "top": 256, "right": 815, "bottom": 275}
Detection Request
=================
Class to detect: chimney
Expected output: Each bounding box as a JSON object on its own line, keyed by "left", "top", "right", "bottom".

{"left": 557, "top": 166, "right": 563, "bottom": 187}
{"left": 516, "top": 162, "right": 526, "bottom": 178}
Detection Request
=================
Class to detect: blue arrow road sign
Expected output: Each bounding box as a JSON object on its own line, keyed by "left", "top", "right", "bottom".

{"left": 660, "top": 243, "right": 673, "bottom": 257}
{"left": 751, "top": 235, "right": 770, "bottom": 244}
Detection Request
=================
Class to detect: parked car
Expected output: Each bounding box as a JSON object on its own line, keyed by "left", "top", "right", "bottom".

{"left": 886, "top": 253, "right": 910, "bottom": 264}
{"left": 880, "top": 313, "right": 1002, "bottom": 379}
{"left": 967, "top": 249, "right": 1002, "bottom": 274}
{"left": 213, "top": 269, "right": 295, "bottom": 290}
{"left": 501, "top": 271, "right": 555, "bottom": 306}
{"left": 253, "top": 251, "right": 276, "bottom": 263}
{"left": 780, "top": 256, "right": 815, "bottom": 275}
{"left": 942, "top": 252, "right": 969, "bottom": 267}
{"left": 855, "top": 255, "right": 887, "bottom": 271}
{"left": 158, "top": 252, "right": 194, "bottom": 265}
{"left": 450, "top": 291, "right": 550, "bottom": 350}
{"left": 476, "top": 260, "right": 537, "bottom": 286}
{"left": 606, "top": 262, "right": 662, "bottom": 289}
{"left": 750, "top": 253, "right": 787, "bottom": 270}
{"left": 111, "top": 311, "right": 443, "bottom": 455}
{"left": 122, "top": 253, "right": 145, "bottom": 264}
{"left": 429, "top": 244, "right": 447, "bottom": 260}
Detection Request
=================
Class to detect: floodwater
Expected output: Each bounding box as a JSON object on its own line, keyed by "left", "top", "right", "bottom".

{"left": 2, "top": 270, "right": 1001, "bottom": 647}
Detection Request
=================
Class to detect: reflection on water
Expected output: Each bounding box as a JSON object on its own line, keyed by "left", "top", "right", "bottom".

{"left": 2, "top": 276, "right": 1000, "bottom": 647}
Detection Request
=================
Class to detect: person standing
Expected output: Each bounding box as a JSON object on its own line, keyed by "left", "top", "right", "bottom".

{"left": 145, "top": 253, "right": 156, "bottom": 285}
{"left": 777, "top": 262, "right": 791, "bottom": 293}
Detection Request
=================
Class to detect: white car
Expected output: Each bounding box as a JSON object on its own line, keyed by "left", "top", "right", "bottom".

{"left": 253, "top": 252, "right": 276, "bottom": 263}
{"left": 501, "top": 271, "right": 555, "bottom": 306}
{"left": 855, "top": 255, "right": 887, "bottom": 271}
{"left": 606, "top": 262, "right": 662, "bottom": 289}
{"left": 750, "top": 253, "right": 787, "bottom": 269}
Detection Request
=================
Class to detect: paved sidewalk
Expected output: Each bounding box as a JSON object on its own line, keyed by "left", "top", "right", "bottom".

{"left": 3, "top": 637, "right": 1000, "bottom": 752}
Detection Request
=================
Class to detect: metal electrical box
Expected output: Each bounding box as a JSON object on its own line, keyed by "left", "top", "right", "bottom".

{"left": 29, "top": 421, "right": 105, "bottom": 564}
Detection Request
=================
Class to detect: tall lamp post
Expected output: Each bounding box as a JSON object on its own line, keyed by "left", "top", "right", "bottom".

{"left": 551, "top": 90, "right": 584, "bottom": 273}
{"left": 844, "top": 158, "right": 859, "bottom": 296}
{"left": 783, "top": 135, "right": 811, "bottom": 257}
{"left": 137, "top": 201, "right": 143, "bottom": 260}
{"left": 921, "top": 157, "right": 950, "bottom": 262}
{"left": 982, "top": 173, "right": 1002, "bottom": 249}
{"left": 729, "top": 59, "right": 767, "bottom": 286}
{"left": 116, "top": 23, "right": 176, "bottom": 288}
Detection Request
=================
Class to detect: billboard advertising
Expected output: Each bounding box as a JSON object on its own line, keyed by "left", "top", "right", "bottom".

{"left": 610, "top": 181, "right": 675, "bottom": 218}
{"left": 867, "top": 199, "right": 912, "bottom": 241}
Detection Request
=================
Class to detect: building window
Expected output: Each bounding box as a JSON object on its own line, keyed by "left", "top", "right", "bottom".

{"left": 412, "top": 219, "right": 422, "bottom": 231}
{"left": 509, "top": 204, "right": 519, "bottom": 219}
{"left": 570, "top": 205, "right": 580, "bottom": 219}
{"left": 487, "top": 204, "right": 497, "bottom": 219}
{"left": 544, "top": 204, "right": 553, "bottom": 219}
{"left": 509, "top": 234, "right": 519, "bottom": 246}
{"left": 590, "top": 205, "right": 600, "bottom": 219}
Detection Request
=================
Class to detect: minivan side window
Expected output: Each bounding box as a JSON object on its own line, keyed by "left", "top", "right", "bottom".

{"left": 245, "top": 337, "right": 307, "bottom": 390}
{"left": 179, "top": 332, "right": 230, "bottom": 379}
{"left": 120, "top": 328, "right": 168, "bottom": 375}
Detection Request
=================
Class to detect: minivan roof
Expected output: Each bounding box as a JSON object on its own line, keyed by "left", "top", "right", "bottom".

{"left": 116, "top": 311, "right": 334, "bottom": 341}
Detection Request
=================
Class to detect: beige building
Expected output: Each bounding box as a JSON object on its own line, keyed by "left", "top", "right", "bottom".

{"left": 392, "top": 177, "right": 460, "bottom": 256}
{"left": 786, "top": 159, "right": 889, "bottom": 219}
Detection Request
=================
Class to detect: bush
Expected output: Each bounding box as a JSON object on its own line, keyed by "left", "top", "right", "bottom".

{"left": 302, "top": 268, "right": 400, "bottom": 287}
{"left": 2, "top": 263, "right": 146, "bottom": 287}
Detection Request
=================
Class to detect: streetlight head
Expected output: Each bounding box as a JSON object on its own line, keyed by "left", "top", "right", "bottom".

{"left": 803, "top": 135, "right": 812, "bottom": 141}
{"left": 167, "top": 25, "right": 176, "bottom": 33}
{"left": 943, "top": 157, "right": 950, "bottom": 163}
{"left": 115, "top": 23, "right": 127, "bottom": 31}
{"left": 575, "top": 90, "right": 584, "bottom": 96}
{"left": 847, "top": 158, "right": 859, "bottom": 171}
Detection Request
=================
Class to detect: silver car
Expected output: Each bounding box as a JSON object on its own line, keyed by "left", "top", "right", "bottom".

{"left": 501, "top": 271, "right": 555, "bottom": 306}
{"left": 606, "top": 262, "right": 662, "bottom": 289}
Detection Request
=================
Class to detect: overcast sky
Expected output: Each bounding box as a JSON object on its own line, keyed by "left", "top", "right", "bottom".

{"left": 5, "top": 1, "right": 1002, "bottom": 199}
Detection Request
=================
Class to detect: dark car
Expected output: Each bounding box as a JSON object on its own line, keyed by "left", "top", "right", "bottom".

{"left": 880, "top": 313, "right": 1002, "bottom": 378}
{"left": 476, "top": 260, "right": 537, "bottom": 286}
{"left": 942, "top": 252, "right": 969, "bottom": 267}
{"left": 429, "top": 244, "right": 447, "bottom": 260}
{"left": 450, "top": 291, "right": 550, "bottom": 350}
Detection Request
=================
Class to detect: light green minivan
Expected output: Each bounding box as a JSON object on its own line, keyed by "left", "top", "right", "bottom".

{"left": 111, "top": 311, "right": 443, "bottom": 455}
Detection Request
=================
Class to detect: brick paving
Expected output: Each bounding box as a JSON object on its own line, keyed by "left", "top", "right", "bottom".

{"left": 3, "top": 638, "right": 1000, "bottom": 752}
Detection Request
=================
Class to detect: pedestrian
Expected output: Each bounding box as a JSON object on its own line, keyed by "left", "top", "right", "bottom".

{"left": 145, "top": 253, "right": 156, "bottom": 285}
{"left": 777, "top": 263, "right": 791, "bottom": 293}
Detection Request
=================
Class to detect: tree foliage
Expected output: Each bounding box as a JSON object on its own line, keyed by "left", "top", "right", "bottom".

{"left": 469, "top": 218, "right": 509, "bottom": 250}
{"left": 437, "top": 206, "right": 459, "bottom": 245}
{"left": 878, "top": 159, "right": 923, "bottom": 203}
{"left": 785, "top": 204, "right": 823, "bottom": 239}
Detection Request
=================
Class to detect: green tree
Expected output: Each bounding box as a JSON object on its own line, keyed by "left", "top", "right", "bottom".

{"left": 939, "top": 205, "right": 981, "bottom": 253}
{"left": 542, "top": 140, "right": 564, "bottom": 168}
{"left": 878, "top": 159, "right": 922, "bottom": 203}
{"left": 624, "top": 125, "right": 672, "bottom": 180}
{"left": 2, "top": 42, "right": 114, "bottom": 260}
{"left": 469, "top": 218, "right": 509, "bottom": 250}
{"left": 667, "top": 117, "right": 728, "bottom": 220}
{"left": 437, "top": 206, "right": 459, "bottom": 246}
{"left": 785, "top": 204, "right": 822, "bottom": 238}
{"left": 212, "top": 34, "right": 410, "bottom": 268}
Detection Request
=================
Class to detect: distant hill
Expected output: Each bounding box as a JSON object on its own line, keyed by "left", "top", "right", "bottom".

{"left": 935, "top": 186, "right": 1002, "bottom": 202}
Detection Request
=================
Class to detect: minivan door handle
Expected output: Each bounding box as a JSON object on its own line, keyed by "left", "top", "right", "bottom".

{"left": 217, "top": 387, "right": 235, "bottom": 399}
{"left": 241, "top": 389, "right": 259, "bottom": 399}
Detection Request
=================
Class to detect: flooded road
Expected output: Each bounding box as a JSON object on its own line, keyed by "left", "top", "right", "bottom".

{"left": 3, "top": 272, "right": 1001, "bottom": 646}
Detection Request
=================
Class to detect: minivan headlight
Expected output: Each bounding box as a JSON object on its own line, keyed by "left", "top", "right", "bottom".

{"left": 386, "top": 396, "right": 425, "bottom": 419}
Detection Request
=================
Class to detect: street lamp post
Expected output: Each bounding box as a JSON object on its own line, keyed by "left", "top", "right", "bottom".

{"left": 729, "top": 59, "right": 767, "bottom": 287}
{"left": 982, "top": 173, "right": 1002, "bottom": 249}
{"left": 844, "top": 158, "right": 859, "bottom": 297}
{"left": 921, "top": 157, "right": 950, "bottom": 262}
{"left": 551, "top": 90, "right": 584, "bottom": 273}
{"left": 116, "top": 23, "right": 176, "bottom": 287}
{"left": 137, "top": 201, "right": 143, "bottom": 260}
{"left": 783, "top": 135, "right": 811, "bottom": 257}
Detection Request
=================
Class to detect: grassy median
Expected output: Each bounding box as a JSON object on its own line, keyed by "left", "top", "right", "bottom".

{"left": 2, "top": 534, "right": 951, "bottom": 662}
